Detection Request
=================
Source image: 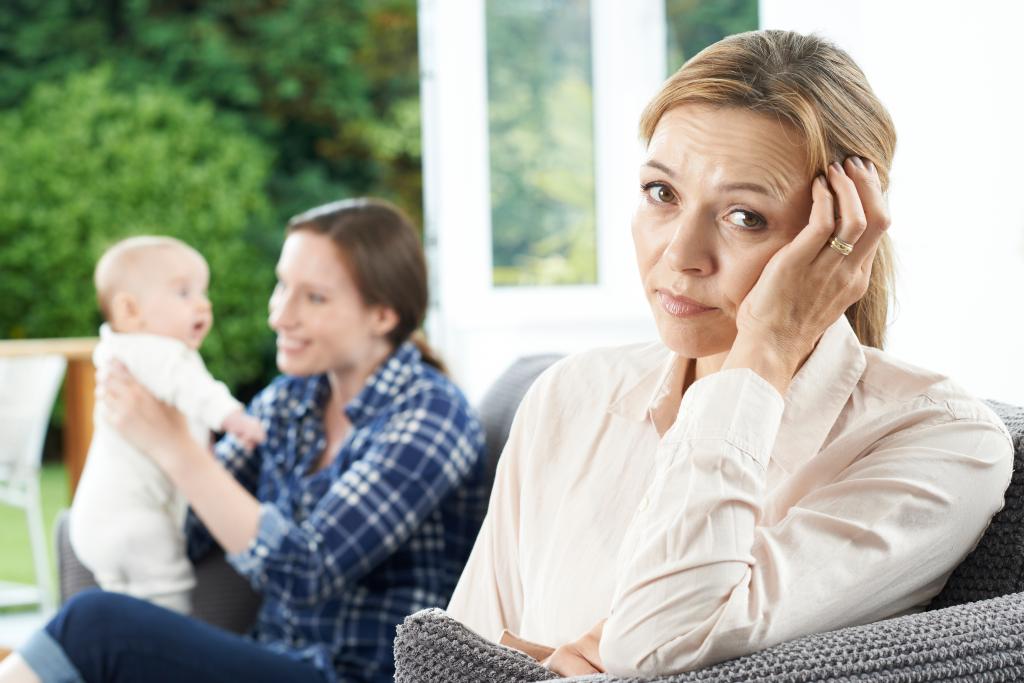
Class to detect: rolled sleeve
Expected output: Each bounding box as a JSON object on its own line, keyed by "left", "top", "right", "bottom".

{"left": 605, "top": 368, "right": 786, "bottom": 676}
{"left": 668, "top": 368, "right": 786, "bottom": 467}
{"left": 226, "top": 503, "right": 291, "bottom": 577}
{"left": 224, "top": 390, "right": 483, "bottom": 605}
{"left": 603, "top": 371, "right": 1013, "bottom": 678}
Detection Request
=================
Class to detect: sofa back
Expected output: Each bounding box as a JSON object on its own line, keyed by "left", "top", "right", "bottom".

{"left": 930, "top": 400, "right": 1024, "bottom": 608}
{"left": 477, "top": 356, "right": 1024, "bottom": 607}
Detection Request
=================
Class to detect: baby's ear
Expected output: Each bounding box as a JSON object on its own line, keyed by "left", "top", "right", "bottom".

{"left": 108, "top": 292, "right": 141, "bottom": 329}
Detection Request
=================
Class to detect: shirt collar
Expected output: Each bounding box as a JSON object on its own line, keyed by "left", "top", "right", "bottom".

{"left": 344, "top": 341, "right": 422, "bottom": 426}
{"left": 609, "top": 315, "right": 867, "bottom": 472}
{"left": 294, "top": 374, "right": 331, "bottom": 418}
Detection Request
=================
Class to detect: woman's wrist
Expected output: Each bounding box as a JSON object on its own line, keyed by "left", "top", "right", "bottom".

{"left": 720, "top": 334, "right": 805, "bottom": 396}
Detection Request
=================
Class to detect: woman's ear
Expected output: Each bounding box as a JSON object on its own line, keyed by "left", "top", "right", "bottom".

{"left": 371, "top": 305, "right": 400, "bottom": 338}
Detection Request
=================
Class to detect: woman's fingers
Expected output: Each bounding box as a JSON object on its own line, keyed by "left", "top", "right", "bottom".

{"left": 843, "top": 157, "right": 891, "bottom": 273}
{"left": 788, "top": 174, "right": 836, "bottom": 265}
{"left": 817, "top": 161, "right": 869, "bottom": 263}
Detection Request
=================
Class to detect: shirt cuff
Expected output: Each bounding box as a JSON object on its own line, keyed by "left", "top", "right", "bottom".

{"left": 226, "top": 503, "right": 289, "bottom": 576}
{"left": 667, "top": 367, "right": 786, "bottom": 469}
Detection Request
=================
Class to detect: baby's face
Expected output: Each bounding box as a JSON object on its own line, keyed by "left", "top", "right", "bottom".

{"left": 134, "top": 248, "right": 213, "bottom": 350}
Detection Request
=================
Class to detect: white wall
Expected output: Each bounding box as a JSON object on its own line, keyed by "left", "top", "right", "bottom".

{"left": 421, "top": 0, "right": 1024, "bottom": 406}
{"left": 760, "top": 0, "right": 1024, "bottom": 404}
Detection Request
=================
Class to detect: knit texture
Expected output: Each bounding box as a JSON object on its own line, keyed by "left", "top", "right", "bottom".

{"left": 394, "top": 398, "right": 1024, "bottom": 682}
{"left": 395, "top": 592, "right": 1024, "bottom": 682}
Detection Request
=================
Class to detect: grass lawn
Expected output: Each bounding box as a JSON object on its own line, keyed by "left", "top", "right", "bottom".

{"left": 0, "top": 463, "right": 69, "bottom": 590}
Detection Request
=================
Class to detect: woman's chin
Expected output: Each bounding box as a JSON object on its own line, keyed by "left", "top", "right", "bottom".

{"left": 275, "top": 352, "right": 313, "bottom": 376}
{"left": 655, "top": 322, "right": 733, "bottom": 359}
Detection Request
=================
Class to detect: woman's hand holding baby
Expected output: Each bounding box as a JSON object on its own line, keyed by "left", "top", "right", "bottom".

{"left": 222, "top": 410, "right": 266, "bottom": 451}
{"left": 721, "top": 157, "right": 890, "bottom": 395}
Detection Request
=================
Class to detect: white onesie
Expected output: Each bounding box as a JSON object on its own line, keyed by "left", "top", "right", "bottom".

{"left": 69, "top": 323, "right": 242, "bottom": 613}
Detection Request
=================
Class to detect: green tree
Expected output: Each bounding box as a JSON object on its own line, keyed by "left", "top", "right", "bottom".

{"left": 666, "top": 0, "right": 758, "bottom": 69}
{"left": 0, "top": 68, "right": 275, "bottom": 391}
{"left": 0, "top": 0, "right": 422, "bottom": 228}
{"left": 486, "top": 0, "right": 597, "bottom": 286}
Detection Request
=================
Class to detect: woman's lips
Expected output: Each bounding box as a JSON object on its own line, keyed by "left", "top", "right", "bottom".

{"left": 657, "top": 291, "right": 717, "bottom": 318}
{"left": 276, "top": 337, "right": 309, "bottom": 352}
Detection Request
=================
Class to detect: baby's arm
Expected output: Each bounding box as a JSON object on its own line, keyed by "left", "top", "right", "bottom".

{"left": 221, "top": 409, "right": 266, "bottom": 451}
{"left": 102, "top": 335, "right": 263, "bottom": 445}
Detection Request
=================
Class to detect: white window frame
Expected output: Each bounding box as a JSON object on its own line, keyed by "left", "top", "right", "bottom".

{"left": 418, "top": 0, "right": 666, "bottom": 400}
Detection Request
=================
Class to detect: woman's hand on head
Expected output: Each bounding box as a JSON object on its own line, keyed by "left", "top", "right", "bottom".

{"left": 96, "top": 360, "right": 193, "bottom": 471}
{"left": 733, "top": 156, "right": 890, "bottom": 363}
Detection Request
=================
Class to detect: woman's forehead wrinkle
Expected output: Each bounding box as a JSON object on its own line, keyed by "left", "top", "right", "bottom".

{"left": 649, "top": 105, "right": 807, "bottom": 201}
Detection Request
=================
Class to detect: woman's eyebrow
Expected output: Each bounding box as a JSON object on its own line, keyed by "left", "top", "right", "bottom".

{"left": 717, "top": 181, "right": 776, "bottom": 198}
{"left": 643, "top": 160, "right": 782, "bottom": 200}
{"left": 643, "top": 159, "right": 677, "bottom": 177}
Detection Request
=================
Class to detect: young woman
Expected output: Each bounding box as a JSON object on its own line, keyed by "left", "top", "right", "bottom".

{"left": 445, "top": 30, "right": 1014, "bottom": 678}
{"left": 1, "top": 198, "right": 488, "bottom": 682}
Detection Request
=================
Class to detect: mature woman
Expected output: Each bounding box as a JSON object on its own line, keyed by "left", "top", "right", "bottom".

{"left": 0, "top": 199, "right": 488, "bottom": 682}
{"left": 446, "top": 30, "right": 1014, "bottom": 678}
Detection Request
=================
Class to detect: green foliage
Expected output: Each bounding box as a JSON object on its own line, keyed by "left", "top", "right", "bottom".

{"left": 665, "top": 0, "right": 759, "bottom": 70}
{"left": 487, "top": 0, "right": 597, "bottom": 287}
{"left": 0, "top": 0, "right": 423, "bottom": 229}
{"left": 0, "top": 68, "right": 275, "bottom": 390}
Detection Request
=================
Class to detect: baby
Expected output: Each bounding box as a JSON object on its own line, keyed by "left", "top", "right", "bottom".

{"left": 69, "top": 235, "right": 264, "bottom": 614}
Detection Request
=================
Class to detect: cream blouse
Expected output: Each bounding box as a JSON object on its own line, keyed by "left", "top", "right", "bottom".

{"left": 446, "top": 315, "right": 1014, "bottom": 677}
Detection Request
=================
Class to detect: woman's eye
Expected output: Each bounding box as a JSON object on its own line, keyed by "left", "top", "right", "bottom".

{"left": 726, "top": 209, "right": 766, "bottom": 230}
{"left": 307, "top": 293, "right": 326, "bottom": 304}
{"left": 642, "top": 182, "right": 677, "bottom": 204}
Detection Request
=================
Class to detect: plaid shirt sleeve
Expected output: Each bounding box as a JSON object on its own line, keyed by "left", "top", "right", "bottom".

{"left": 185, "top": 386, "right": 273, "bottom": 562}
{"left": 226, "top": 384, "right": 483, "bottom": 606}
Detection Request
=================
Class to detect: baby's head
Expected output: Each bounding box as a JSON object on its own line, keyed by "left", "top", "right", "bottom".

{"left": 94, "top": 236, "right": 213, "bottom": 350}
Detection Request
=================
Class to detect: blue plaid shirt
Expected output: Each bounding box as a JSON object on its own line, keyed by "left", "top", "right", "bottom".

{"left": 185, "top": 342, "right": 488, "bottom": 682}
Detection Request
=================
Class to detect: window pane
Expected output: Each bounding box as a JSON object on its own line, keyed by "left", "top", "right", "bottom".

{"left": 665, "top": 0, "right": 758, "bottom": 71}
{"left": 486, "top": 0, "right": 596, "bottom": 287}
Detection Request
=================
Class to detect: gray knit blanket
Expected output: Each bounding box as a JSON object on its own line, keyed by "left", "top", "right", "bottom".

{"left": 395, "top": 400, "right": 1024, "bottom": 682}
{"left": 395, "top": 592, "right": 1024, "bottom": 681}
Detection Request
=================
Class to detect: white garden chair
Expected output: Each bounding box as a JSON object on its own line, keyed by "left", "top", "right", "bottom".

{"left": 0, "top": 354, "right": 66, "bottom": 611}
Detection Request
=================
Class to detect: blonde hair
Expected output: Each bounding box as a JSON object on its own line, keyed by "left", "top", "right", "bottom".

{"left": 94, "top": 235, "right": 199, "bottom": 320}
{"left": 640, "top": 30, "right": 896, "bottom": 349}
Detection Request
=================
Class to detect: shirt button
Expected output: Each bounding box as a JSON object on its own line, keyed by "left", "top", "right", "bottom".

{"left": 638, "top": 496, "right": 649, "bottom": 511}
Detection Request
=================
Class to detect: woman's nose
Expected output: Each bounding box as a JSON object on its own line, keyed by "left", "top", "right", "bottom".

{"left": 663, "top": 214, "right": 714, "bottom": 273}
{"left": 268, "top": 294, "right": 295, "bottom": 330}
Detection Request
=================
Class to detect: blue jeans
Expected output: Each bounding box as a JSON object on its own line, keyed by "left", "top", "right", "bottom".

{"left": 18, "top": 590, "right": 327, "bottom": 683}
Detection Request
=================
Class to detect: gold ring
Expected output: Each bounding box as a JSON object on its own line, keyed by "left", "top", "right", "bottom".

{"left": 828, "top": 234, "right": 854, "bottom": 256}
